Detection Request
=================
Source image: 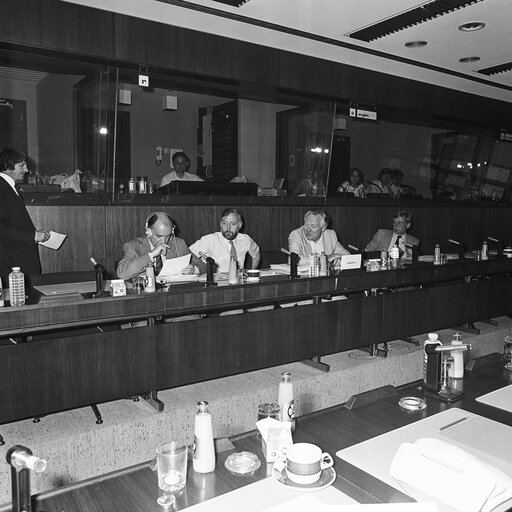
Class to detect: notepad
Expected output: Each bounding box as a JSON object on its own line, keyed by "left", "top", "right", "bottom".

{"left": 38, "top": 231, "right": 67, "bottom": 250}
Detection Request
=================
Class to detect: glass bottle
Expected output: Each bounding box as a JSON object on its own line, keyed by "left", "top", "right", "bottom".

{"left": 145, "top": 263, "right": 156, "bottom": 293}
{"left": 0, "top": 277, "right": 4, "bottom": 307}
{"left": 278, "top": 371, "right": 296, "bottom": 431}
{"left": 228, "top": 257, "right": 238, "bottom": 285}
{"left": 9, "top": 267, "right": 25, "bottom": 307}
{"left": 193, "top": 401, "right": 216, "bottom": 473}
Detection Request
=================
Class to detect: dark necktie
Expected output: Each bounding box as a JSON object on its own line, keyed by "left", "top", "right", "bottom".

{"left": 395, "top": 235, "right": 402, "bottom": 247}
{"left": 154, "top": 254, "right": 163, "bottom": 276}
{"left": 229, "top": 241, "right": 238, "bottom": 267}
{"left": 15, "top": 184, "right": 24, "bottom": 203}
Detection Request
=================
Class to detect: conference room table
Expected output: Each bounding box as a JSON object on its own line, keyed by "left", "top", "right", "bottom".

{"left": 9, "top": 357, "right": 510, "bottom": 512}
{"left": 1, "top": 257, "right": 512, "bottom": 427}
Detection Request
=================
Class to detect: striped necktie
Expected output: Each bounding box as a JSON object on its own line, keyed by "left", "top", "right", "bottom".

{"left": 395, "top": 235, "right": 402, "bottom": 247}
{"left": 229, "top": 240, "right": 237, "bottom": 264}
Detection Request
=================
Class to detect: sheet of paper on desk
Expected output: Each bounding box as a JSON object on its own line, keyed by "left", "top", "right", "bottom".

{"left": 184, "top": 476, "right": 356, "bottom": 512}
{"left": 38, "top": 231, "right": 67, "bottom": 250}
{"left": 33, "top": 281, "right": 97, "bottom": 295}
{"left": 157, "top": 253, "right": 190, "bottom": 276}
{"left": 269, "top": 263, "right": 309, "bottom": 275}
{"left": 476, "top": 384, "right": 512, "bottom": 414}
{"left": 262, "top": 494, "right": 438, "bottom": 512}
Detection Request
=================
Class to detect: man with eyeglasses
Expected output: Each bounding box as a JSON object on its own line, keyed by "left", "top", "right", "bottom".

{"left": 365, "top": 210, "right": 419, "bottom": 259}
{"left": 288, "top": 209, "right": 350, "bottom": 266}
{"left": 0, "top": 147, "right": 51, "bottom": 282}
{"left": 117, "top": 211, "right": 205, "bottom": 280}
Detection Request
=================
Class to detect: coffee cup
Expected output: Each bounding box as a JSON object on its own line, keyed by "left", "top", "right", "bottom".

{"left": 285, "top": 443, "right": 333, "bottom": 484}
{"left": 246, "top": 269, "right": 260, "bottom": 281}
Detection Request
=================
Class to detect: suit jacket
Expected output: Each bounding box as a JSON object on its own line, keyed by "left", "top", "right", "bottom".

{"left": 117, "top": 236, "right": 206, "bottom": 280}
{"left": 365, "top": 229, "right": 419, "bottom": 259}
{"left": 0, "top": 176, "right": 40, "bottom": 282}
{"left": 288, "top": 228, "right": 349, "bottom": 263}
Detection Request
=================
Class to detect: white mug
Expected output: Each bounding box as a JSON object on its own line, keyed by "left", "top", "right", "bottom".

{"left": 285, "top": 443, "right": 333, "bottom": 484}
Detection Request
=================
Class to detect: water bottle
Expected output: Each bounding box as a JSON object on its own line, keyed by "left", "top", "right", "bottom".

{"left": 319, "top": 252, "right": 328, "bottom": 276}
{"left": 0, "top": 278, "right": 4, "bottom": 307}
{"left": 193, "top": 401, "right": 216, "bottom": 473}
{"left": 448, "top": 332, "right": 465, "bottom": 379}
{"left": 145, "top": 263, "right": 156, "bottom": 293}
{"left": 9, "top": 267, "right": 25, "bottom": 307}
{"left": 228, "top": 257, "right": 238, "bottom": 285}
{"left": 481, "top": 241, "right": 488, "bottom": 261}
{"left": 423, "top": 332, "right": 442, "bottom": 390}
{"left": 279, "top": 371, "right": 296, "bottom": 431}
{"left": 434, "top": 244, "right": 441, "bottom": 265}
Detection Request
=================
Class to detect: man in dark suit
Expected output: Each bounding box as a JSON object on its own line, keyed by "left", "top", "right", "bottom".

{"left": 365, "top": 210, "right": 419, "bottom": 260}
{"left": 0, "top": 147, "right": 50, "bottom": 282}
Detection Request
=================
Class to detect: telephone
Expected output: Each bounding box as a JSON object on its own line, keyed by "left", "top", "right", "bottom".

{"left": 155, "top": 146, "right": 163, "bottom": 165}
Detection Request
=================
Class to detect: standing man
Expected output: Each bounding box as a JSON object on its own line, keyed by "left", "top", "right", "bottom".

{"left": 288, "top": 209, "right": 349, "bottom": 266}
{"left": 117, "top": 211, "right": 205, "bottom": 280}
{"left": 190, "top": 208, "right": 260, "bottom": 272}
{"left": 365, "top": 210, "right": 419, "bottom": 259}
{"left": 0, "top": 147, "right": 50, "bottom": 282}
{"left": 160, "top": 151, "right": 204, "bottom": 187}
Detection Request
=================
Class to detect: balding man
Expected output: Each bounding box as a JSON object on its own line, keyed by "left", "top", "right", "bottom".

{"left": 117, "top": 212, "right": 205, "bottom": 280}
{"left": 288, "top": 209, "right": 349, "bottom": 266}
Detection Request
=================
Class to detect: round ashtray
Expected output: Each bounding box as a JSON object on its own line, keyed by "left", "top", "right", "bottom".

{"left": 399, "top": 396, "right": 427, "bottom": 412}
{"left": 225, "top": 451, "right": 261, "bottom": 475}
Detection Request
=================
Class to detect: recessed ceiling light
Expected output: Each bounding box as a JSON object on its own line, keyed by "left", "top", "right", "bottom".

{"left": 459, "top": 56, "right": 480, "bottom": 63}
{"left": 458, "top": 22, "right": 486, "bottom": 32}
{"left": 405, "top": 40, "right": 428, "bottom": 48}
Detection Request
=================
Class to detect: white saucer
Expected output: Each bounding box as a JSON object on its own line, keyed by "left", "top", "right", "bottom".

{"left": 272, "top": 463, "right": 336, "bottom": 492}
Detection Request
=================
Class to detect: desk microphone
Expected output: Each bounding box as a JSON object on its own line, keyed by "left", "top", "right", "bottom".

{"left": 199, "top": 252, "right": 217, "bottom": 287}
{"left": 448, "top": 239, "right": 465, "bottom": 260}
{"left": 90, "top": 257, "right": 107, "bottom": 298}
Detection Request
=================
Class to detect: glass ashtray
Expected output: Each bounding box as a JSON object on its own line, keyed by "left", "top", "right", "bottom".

{"left": 224, "top": 451, "right": 261, "bottom": 475}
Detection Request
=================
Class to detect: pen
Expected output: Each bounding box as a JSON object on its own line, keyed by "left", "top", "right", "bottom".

{"left": 439, "top": 416, "right": 469, "bottom": 431}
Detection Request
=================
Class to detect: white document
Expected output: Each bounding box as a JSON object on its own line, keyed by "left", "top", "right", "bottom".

{"left": 476, "top": 384, "right": 512, "bottom": 414}
{"left": 38, "top": 231, "right": 67, "bottom": 250}
{"left": 158, "top": 253, "right": 191, "bottom": 277}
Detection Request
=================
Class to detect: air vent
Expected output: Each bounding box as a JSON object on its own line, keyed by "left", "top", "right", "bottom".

{"left": 348, "top": 0, "right": 482, "bottom": 42}
{"left": 477, "top": 62, "right": 512, "bottom": 76}
{"left": 209, "top": 0, "right": 250, "bottom": 6}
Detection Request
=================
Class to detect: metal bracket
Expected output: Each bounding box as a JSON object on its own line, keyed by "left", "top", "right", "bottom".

{"left": 140, "top": 390, "right": 165, "bottom": 412}
{"left": 91, "top": 404, "right": 103, "bottom": 424}
{"left": 456, "top": 322, "right": 480, "bottom": 335}
{"left": 301, "top": 356, "right": 330, "bottom": 372}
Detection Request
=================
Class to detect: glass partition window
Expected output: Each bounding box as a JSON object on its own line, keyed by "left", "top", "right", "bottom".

{"left": 0, "top": 49, "right": 112, "bottom": 202}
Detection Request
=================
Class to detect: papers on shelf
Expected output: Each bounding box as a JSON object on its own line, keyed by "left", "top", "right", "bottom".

{"left": 418, "top": 253, "right": 459, "bottom": 262}
{"left": 269, "top": 263, "right": 309, "bottom": 275}
{"left": 34, "top": 281, "right": 96, "bottom": 296}
{"left": 476, "top": 385, "right": 512, "bottom": 414}
{"left": 157, "top": 274, "right": 200, "bottom": 283}
{"left": 38, "top": 231, "right": 67, "bottom": 250}
{"left": 158, "top": 253, "right": 191, "bottom": 276}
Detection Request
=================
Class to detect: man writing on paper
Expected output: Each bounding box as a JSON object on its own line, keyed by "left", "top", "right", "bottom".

{"left": 0, "top": 147, "right": 50, "bottom": 282}
{"left": 288, "top": 209, "right": 350, "bottom": 266}
{"left": 117, "top": 211, "right": 205, "bottom": 280}
{"left": 365, "top": 210, "right": 419, "bottom": 260}
{"left": 190, "top": 208, "right": 260, "bottom": 273}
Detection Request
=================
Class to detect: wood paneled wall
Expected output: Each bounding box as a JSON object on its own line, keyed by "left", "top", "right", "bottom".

{"left": 1, "top": 0, "right": 512, "bottom": 127}
{"left": 28, "top": 202, "right": 512, "bottom": 275}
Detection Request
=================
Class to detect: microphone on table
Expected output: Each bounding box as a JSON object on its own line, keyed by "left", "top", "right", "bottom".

{"left": 488, "top": 237, "right": 504, "bottom": 257}
{"left": 90, "top": 257, "right": 107, "bottom": 298}
{"left": 199, "top": 252, "right": 217, "bottom": 287}
{"left": 448, "top": 239, "right": 465, "bottom": 260}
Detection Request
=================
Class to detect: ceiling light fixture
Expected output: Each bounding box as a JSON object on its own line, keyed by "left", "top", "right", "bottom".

{"left": 458, "top": 21, "right": 485, "bottom": 32}
{"left": 405, "top": 40, "right": 428, "bottom": 48}
{"left": 459, "top": 56, "right": 480, "bottom": 63}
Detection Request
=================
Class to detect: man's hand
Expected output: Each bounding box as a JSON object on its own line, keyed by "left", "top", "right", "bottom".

{"left": 182, "top": 264, "right": 197, "bottom": 275}
{"left": 35, "top": 230, "right": 50, "bottom": 243}
{"left": 328, "top": 253, "right": 343, "bottom": 266}
{"left": 148, "top": 243, "right": 169, "bottom": 260}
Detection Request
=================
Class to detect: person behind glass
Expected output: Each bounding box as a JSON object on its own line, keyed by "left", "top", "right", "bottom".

{"left": 288, "top": 209, "right": 350, "bottom": 266}
{"left": 390, "top": 169, "right": 404, "bottom": 198}
{"left": 0, "top": 147, "right": 50, "bottom": 282}
{"left": 365, "top": 210, "right": 419, "bottom": 260}
{"left": 367, "top": 168, "right": 393, "bottom": 195}
{"left": 160, "top": 151, "right": 204, "bottom": 188}
{"left": 338, "top": 167, "right": 365, "bottom": 197}
{"left": 190, "top": 208, "right": 261, "bottom": 273}
{"left": 117, "top": 211, "right": 206, "bottom": 280}
{"left": 293, "top": 170, "right": 326, "bottom": 197}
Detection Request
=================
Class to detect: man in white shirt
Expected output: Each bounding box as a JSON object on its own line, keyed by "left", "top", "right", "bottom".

{"left": 190, "top": 208, "right": 261, "bottom": 273}
{"left": 160, "top": 151, "right": 204, "bottom": 188}
{"left": 288, "top": 209, "right": 349, "bottom": 266}
{"left": 365, "top": 210, "right": 419, "bottom": 259}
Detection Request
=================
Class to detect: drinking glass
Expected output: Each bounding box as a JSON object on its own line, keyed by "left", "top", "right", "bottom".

{"left": 257, "top": 402, "right": 280, "bottom": 422}
{"left": 504, "top": 336, "right": 512, "bottom": 371}
{"left": 156, "top": 442, "right": 188, "bottom": 503}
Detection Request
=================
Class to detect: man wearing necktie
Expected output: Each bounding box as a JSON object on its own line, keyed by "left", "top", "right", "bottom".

{"left": 190, "top": 208, "right": 261, "bottom": 273}
{"left": 0, "top": 147, "right": 50, "bottom": 282}
{"left": 117, "top": 211, "right": 206, "bottom": 280}
{"left": 365, "top": 210, "right": 419, "bottom": 260}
